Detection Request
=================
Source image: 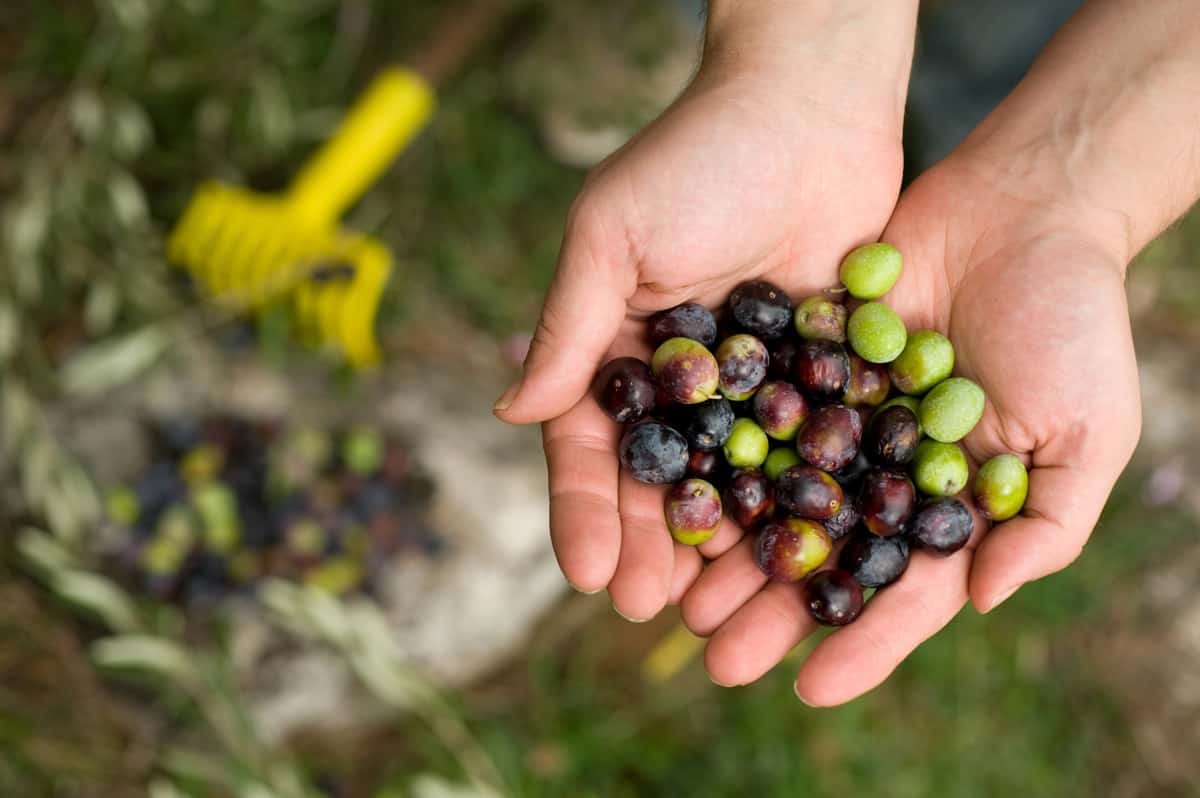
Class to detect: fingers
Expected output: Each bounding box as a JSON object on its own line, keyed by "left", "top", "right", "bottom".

{"left": 543, "top": 394, "right": 701, "bottom": 614}
{"left": 794, "top": 550, "right": 971, "bottom": 707}
{"left": 668, "top": 543, "right": 704, "bottom": 605}
{"left": 608, "top": 473, "right": 676, "bottom": 622}
{"left": 494, "top": 208, "right": 632, "bottom": 425}
{"left": 544, "top": 398, "right": 622, "bottom": 594}
{"left": 680, "top": 535, "right": 767, "bottom": 636}
{"left": 704, "top": 579, "right": 815, "bottom": 687}
{"left": 695, "top": 515, "right": 746, "bottom": 560}
{"left": 967, "top": 461, "right": 1114, "bottom": 613}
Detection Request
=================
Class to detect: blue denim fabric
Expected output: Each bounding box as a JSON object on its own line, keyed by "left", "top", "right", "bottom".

{"left": 908, "top": 0, "right": 1083, "bottom": 168}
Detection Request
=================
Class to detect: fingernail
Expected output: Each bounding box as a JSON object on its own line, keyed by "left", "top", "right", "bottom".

{"left": 568, "top": 580, "right": 604, "bottom": 595}
{"left": 708, "top": 672, "right": 733, "bottom": 688}
{"left": 793, "top": 681, "right": 815, "bottom": 707}
{"left": 492, "top": 380, "right": 520, "bottom": 413}
{"left": 985, "top": 583, "right": 1021, "bottom": 613}
{"left": 612, "top": 604, "right": 650, "bottom": 623}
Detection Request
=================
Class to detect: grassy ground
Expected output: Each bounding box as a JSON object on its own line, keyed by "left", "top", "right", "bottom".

{"left": 2, "top": 2, "right": 1199, "bottom": 797}
{"left": 319, "top": 477, "right": 1194, "bottom": 798}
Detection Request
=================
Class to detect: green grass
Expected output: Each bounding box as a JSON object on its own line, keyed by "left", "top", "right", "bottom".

{"left": 374, "top": 66, "right": 582, "bottom": 337}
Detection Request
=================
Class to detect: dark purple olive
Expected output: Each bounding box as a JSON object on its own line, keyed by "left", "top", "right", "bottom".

{"left": 822, "top": 499, "right": 861, "bottom": 541}
{"left": 155, "top": 417, "right": 202, "bottom": 457}
{"left": 833, "top": 450, "right": 872, "bottom": 490}
{"left": 594, "top": 357, "right": 657, "bottom": 423}
{"left": 859, "top": 468, "right": 916, "bottom": 537}
{"left": 767, "top": 337, "right": 800, "bottom": 381}
{"left": 793, "top": 339, "right": 851, "bottom": 401}
{"left": 723, "top": 469, "right": 775, "bottom": 529}
{"left": 687, "top": 449, "right": 728, "bottom": 484}
{"left": 653, "top": 380, "right": 676, "bottom": 415}
{"left": 674, "top": 397, "right": 736, "bottom": 451}
{"left": 793, "top": 295, "right": 848, "bottom": 342}
{"left": 795, "top": 404, "right": 862, "bottom": 473}
{"left": 842, "top": 354, "right": 890, "bottom": 408}
{"left": 648, "top": 303, "right": 718, "bottom": 348}
{"left": 716, "top": 334, "right": 769, "bottom": 401}
{"left": 714, "top": 311, "right": 748, "bottom": 343}
{"left": 863, "top": 405, "right": 921, "bottom": 467}
{"left": 805, "top": 569, "right": 864, "bottom": 626}
{"left": 775, "top": 464, "right": 843, "bottom": 520}
{"left": 908, "top": 497, "right": 974, "bottom": 555}
{"left": 754, "top": 518, "right": 831, "bottom": 582}
{"left": 728, "top": 280, "right": 793, "bottom": 339}
{"left": 651, "top": 338, "right": 720, "bottom": 405}
{"left": 618, "top": 423, "right": 689, "bottom": 484}
{"left": 752, "top": 381, "right": 808, "bottom": 440}
{"left": 839, "top": 530, "right": 910, "bottom": 587}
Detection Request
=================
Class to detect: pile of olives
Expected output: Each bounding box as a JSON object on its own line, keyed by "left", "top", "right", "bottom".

{"left": 595, "top": 243, "right": 1028, "bottom": 627}
{"left": 100, "top": 417, "right": 440, "bottom": 607}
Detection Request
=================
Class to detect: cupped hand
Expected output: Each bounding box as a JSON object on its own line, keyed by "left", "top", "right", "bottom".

{"left": 690, "top": 155, "right": 1141, "bottom": 705}
{"left": 494, "top": 54, "right": 907, "bottom": 620}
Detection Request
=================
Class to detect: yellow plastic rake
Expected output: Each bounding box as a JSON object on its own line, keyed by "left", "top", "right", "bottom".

{"left": 290, "top": 232, "right": 394, "bottom": 367}
{"left": 167, "top": 0, "right": 512, "bottom": 366}
{"left": 168, "top": 68, "right": 434, "bottom": 365}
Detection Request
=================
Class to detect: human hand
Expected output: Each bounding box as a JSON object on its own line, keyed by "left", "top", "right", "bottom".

{"left": 494, "top": 1, "right": 920, "bottom": 621}
{"left": 690, "top": 0, "right": 1200, "bottom": 704}
{"left": 686, "top": 153, "right": 1141, "bottom": 704}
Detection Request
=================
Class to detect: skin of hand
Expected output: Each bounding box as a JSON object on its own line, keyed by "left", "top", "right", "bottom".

{"left": 688, "top": 153, "right": 1140, "bottom": 705}
{"left": 492, "top": 1, "right": 920, "bottom": 622}
{"left": 694, "top": 0, "right": 1200, "bottom": 706}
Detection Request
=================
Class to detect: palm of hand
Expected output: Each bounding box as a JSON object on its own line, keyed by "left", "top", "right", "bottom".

{"left": 589, "top": 75, "right": 903, "bottom": 315}
{"left": 689, "top": 160, "right": 1140, "bottom": 705}
{"left": 528, "top": 72, "right": 905, "bottom": 622}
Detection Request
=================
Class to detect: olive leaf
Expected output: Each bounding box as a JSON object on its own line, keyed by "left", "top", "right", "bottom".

{"left": 91, "top": 635, "right": 202, "bottom": 688}
{"left": 15, "top": 526, "right": 75, "bottom": 574}
{"left": 0, "top": 296, "right": 20, "bottom": 362}
{"left": 52, "top": 569, "right": 142, "bottom": 633}
{"left": 148, "top": 780, "right": 191, "bottom": 798}
{"left": 60, "top": 324, "right": 172, "bottom": 396}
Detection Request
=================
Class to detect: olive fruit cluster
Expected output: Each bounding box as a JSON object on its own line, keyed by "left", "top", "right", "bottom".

{"left": 100, "top": 417, "right": 438, "bottom": 607}
{"left": 594, "top": 243, "right": 1029, "bottom": 628}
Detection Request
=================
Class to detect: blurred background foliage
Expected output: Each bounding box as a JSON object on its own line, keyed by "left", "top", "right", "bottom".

{"left": 1, "top": 1, "right": 1199, "bottom": 797}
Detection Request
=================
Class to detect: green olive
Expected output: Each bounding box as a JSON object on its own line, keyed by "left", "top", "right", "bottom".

{"left": 839, "top": 243, "right": 902, "bottom": 299}
{"left": 919, "top": 377, "right": 985, "bottom": 443}
{"left": 764, "top": 447, "right": 803, "bottom": 481}
{"left": 723, "top": 418, "right": 769, "bottom": 468}
{"left": 847, "top": 301, "right": 907, "bottom": 364}
{"left": 889, "top": 330, "right": 955, "bottom": 395}
{"left": 912, "top": 440, "right": 970, "bottom": 497}
{"left": 973, "top": 454, "right": 1029, "bottom": 521}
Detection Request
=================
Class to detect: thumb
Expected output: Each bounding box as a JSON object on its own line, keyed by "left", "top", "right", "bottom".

{"left": 494, "top": 213, "right": 631, "bottom": 424}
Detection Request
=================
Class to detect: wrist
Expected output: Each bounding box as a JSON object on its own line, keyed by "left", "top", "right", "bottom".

{"left": 702, "top": 0, "right": 919, "bottom": 134}
{"left": 941, "top": 148, "right": 1134, "bottom": 281}
{"left": 954, "top": 0, "right": 1200, "bottom": 267}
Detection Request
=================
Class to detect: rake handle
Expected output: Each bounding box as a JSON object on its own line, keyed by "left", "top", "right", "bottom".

{"left": 284, "top": 0, "right": 510, "bottom": 225}
{"left": 285, "top": 67, "right": 435, "bottom": 224}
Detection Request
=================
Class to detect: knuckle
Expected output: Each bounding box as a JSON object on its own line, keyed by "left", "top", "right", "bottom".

{"left": 564, "top": 188, "right": 608, "bottom": 243}
{"left": 1057, "top": 535, "right": 1087, "bottom": 571}
{"left": 528, "top": 315, "right": 558, "bottom": 362}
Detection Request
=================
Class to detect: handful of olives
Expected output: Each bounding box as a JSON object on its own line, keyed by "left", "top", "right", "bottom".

{"left": 593, "top": 243, "right": 1029, "bottom": 628}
